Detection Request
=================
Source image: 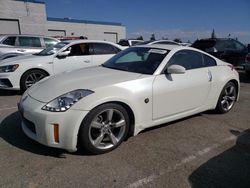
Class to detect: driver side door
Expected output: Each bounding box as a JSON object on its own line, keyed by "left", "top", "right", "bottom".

{"left": 152, "top": 50, "right": 212, "bottom": 120}
{"left": 53, "top": 43, "right": 93, "bottom": 74}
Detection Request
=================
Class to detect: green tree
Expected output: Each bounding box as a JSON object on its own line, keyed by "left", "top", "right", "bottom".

{"left": 150, "top": 34, "right": 156, "bottom": 41}
{"left": 136, "top": 36, "right": 143, "bottom": 40}
{"left": 211, "top": 29, "right": 216, "bottom": 39}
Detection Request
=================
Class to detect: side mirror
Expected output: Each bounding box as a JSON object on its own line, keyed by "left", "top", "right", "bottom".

{"left": 166, "top": 65, "right": 186, "bottom": 74}
{"left": 57, "top": 50, "right": 70, "bottom": 58}
{"left": 206, "top": 47, "right": 217, "bottom": 53}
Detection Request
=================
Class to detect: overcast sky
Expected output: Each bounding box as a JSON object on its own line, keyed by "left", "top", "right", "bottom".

{"left": 43, "top": 0, "right": 250, "bottom": 43}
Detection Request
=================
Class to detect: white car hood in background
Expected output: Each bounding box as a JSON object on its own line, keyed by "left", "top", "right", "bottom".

{"left": 28, "top": 66, "right": 142, "bottom": 102}
{"left": 0, "top": 54, "right": 53, "bottom": 66}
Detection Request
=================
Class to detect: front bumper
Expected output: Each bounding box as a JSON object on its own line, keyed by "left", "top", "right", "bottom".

{"left": 0, "top": 72, "right": 21, "bottom": 90}
{"left": 19, "top": 94, "right": 89, "bottom": 152}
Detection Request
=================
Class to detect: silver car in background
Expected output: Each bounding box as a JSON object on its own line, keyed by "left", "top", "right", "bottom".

{"left": 0, "top": 34, "right": 59, "bottom": 60}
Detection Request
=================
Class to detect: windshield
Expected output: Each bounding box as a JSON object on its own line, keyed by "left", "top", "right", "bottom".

{"left": 135, "top": 41, "right": 152, "bottom": 45}
{"left": 192, "top": 40, "right": 216, "bottom": 50}
{"left": 103, "top": 47, "right": 169, "bottom": 74}
{"left": 35, "top": 42, "right": 69, "bottom": 56}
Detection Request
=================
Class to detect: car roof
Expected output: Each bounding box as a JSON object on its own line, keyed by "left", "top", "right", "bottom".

{"left": 0, "top": 34, "right": 58, "bottom": 38}
{"left": 62, "top": 40, "right": 124, "bottom": 48}
{"left": 151, "top": 39, "right": 178, "bottom": 43}
{"left": 195, "top": 38, "right": 237, "bottom": 42}
{"left": 136, "top": 44, "right": 182, "bottom": 50}
{"left": 133, "top": 44, "right": 222, "bottom": 61}
{"left": 0, "top": 34, "right": 60, "bottom": 43}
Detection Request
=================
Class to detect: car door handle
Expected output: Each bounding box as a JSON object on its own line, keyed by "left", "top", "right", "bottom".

{"left": 208, "top": 70, "right": 212, "bottom": 82}
{"left": 84, "top": 60, "right": 91, "bottom": 63}
{"left": 17, "top": 49, "right": 26, "bottom": 52}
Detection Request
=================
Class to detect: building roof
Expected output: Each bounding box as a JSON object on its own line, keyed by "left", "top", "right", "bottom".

{"left": 47, "top": 17, "right": 123, "bottom": 26}
{"left": 15, "top": 0, "right": 45, "bottom": 4}
{"left": 15, "top": 1, "right": 123, "bottom": 26}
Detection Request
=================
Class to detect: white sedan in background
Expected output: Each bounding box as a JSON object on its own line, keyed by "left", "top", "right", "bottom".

{"left": 136, "top": 40, "right": 180, "bottom": 46}
{"left": 19, "top": 45, "right": 240, "bottom": 154}
{"left": 0, "top": 40, "right": 124, "bottom": 91}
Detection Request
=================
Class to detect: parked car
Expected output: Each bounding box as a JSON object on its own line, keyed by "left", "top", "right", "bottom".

{"left": 136, "top": 40, "right": 180, "bottom": 46}
{"left": 19, "top": 45, "right": 240, "bottom": 154}
{"left": 179, "top": 42, "right": 192, "bottom": 46}
{"left": 0, "top": 40, "right": 124, "bottom": 91}
{"left": 192, "top": 38, "right": 249, "bottom": 66}
{"left": 245, "top": 53, "right": 250, "bottom": 75}
{"left": 53, "top": 36, "right": 88, "bottom": 41}
{"left": 0, "top": 34, "right": 59, "bottom": 60}
{"left": 118, "top": 39, "right": 143, "bottom": 47}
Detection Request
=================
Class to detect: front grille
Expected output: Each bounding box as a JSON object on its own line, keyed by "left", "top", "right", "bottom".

{"left": 23, "top": 118, "right": 36, "bottom": 134}
{"left": 0, "top": 79, "right": 13, "bottom": 88}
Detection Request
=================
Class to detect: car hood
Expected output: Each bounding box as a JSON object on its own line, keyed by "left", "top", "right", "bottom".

{"left": 28, "top": 66, "right": 142, "bottom": 103}
{"left": 0, "top": 54, "right": 53, "bottom": 66}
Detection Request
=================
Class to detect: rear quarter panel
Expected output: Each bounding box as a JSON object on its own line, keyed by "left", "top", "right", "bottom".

{"left": 208, "top": 64, "right": 240, "bottom": 109}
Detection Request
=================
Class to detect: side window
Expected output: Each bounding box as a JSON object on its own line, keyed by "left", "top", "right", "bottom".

{"left": 44, "top": 38, "right": 58, "bottom": 48}
{"left": 203, "top": 54, "right": 217, "bottom": 67}
{"left": 167, "top": 50, "right": 204, "bottom": 70}
{"left": 118, "top": 40, "right": 129, "bottom": 46}
{"left": 18, "top": 37, "right": 42, "bottom": 47}
{"left": 215, "top": 40, "right": 245, "bottom": 51}
{"left": 233, "top": 40, "right": 246, "bottom": 51}
{"left": 92, "top": 43, "right": 119, "bottom": 55}
{"left": 2, "top": 36, "right": 16, "bottom": 46}
{"left": 68, "top": 43, "right": 90, "bottom": 56}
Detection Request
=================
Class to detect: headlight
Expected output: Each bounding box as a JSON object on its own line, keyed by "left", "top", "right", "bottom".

{"left": 0, "top": 64, "right": 19, "bottom": 73}
{"left": 42, "top": 89, "right": 94, "bottom": 112}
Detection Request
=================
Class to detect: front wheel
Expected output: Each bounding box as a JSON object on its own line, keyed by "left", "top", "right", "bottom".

{"left": 215, "top": 82, "right": 237, "bottom": 114}
{"left": 20, "top": 69, "right": 48, "bottom": 92}
{"left": 78, "top": 103, "right": 130, "bottom": 154}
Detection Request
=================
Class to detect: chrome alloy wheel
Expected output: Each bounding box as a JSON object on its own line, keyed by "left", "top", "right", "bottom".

{"left": 25, "top": 72, "right": 46, "bottom": 88}
{"left": 220, "top": 84, "right": 236, "bottom": 112}
{"left": 88, "top": 108, "right": 127, "bottom": 150}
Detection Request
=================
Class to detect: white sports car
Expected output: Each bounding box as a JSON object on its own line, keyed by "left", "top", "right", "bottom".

{"left": 0, "top": 40, "right": 124, "bottom": 91}
{"left": 19, "top": 45, "right": 240, "bottom": 154}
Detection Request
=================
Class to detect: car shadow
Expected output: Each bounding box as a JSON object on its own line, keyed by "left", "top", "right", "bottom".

{"left": 0, "top": 111, "right": 92, "bottom": 157}
{"left": 189, "top": 129, "right": 250, "bottom": 188}
{"left": 139, "top": 114, "right": 200, "bottom": 134}
{"left": 0, "top": 89, "right": 21, "bottom": 96}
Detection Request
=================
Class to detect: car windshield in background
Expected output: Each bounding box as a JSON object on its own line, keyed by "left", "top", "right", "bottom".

{"left": 103, "top": 47, "right": 169, "bottom": 74}
{"left": 135, "top": 41, "right": 152, "bottom": 45}
{"left": 192, "top": 40, "right": 216, "bottom": 50}
{"left": 35, "top": 42, "right": 69, "bottom": 56}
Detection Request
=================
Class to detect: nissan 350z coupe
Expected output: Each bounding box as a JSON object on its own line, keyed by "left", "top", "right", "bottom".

{"left": 19, "top": 45, "right": 240, "bottom": 154}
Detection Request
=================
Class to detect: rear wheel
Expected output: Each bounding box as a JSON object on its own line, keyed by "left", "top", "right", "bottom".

{"left": 78, "top": 103, "right": 130, "bottom": 154}
{"left": 215, "top": 82, "right": 237, "bottom": 114}
{"left": 20, "top": 69, "right": 48, "bottom": 92}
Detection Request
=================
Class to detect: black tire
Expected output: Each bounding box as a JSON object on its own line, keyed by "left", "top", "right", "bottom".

{"left": 215, "top": 82, "right": 237, "bottom": 114}
{"left": 78, "top": 103, "right": 130, "bottom": 154}
{"left": 20, "top": 69, "right": 48, "bottom": 92}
